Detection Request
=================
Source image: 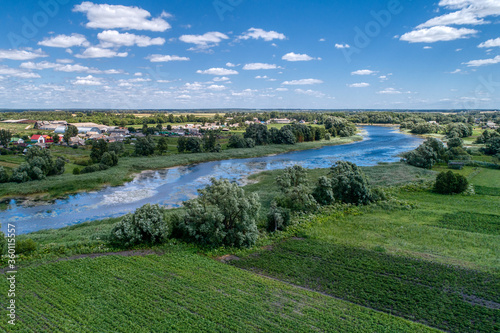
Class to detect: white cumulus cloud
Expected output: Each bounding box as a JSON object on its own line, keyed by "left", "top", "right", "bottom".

{"left": 213, "top": 76, "right": 230, "bottom": 82}
{"left": 196, "top": 68, "right": 238, "bottom": 75}
{"left": 348, "top": 82, "right": 370, "bottom": 88}
{"left": 75, "top": 47, "right": 128, "bottom": 58}
{"left": 0, "top": 65, "right": 40, "bottom": 78}
{"left": 463, "top": 55, "right": 500, "bottom": 67}
{"left": 97, "top": 30, "right": 165, "bottom": 47}
{"left": 73, "top": 2, "right": 171, "bottom": 31}
{"left": 335, "top": 43, "right": 350, "bottom": 49}
{"left": 38, "top": 34, "right": 89, "bottom": 48}
{"left": 282, "top": 52, "right": 315, "bottom": 61}
{"left": 239, "top": 28, "right": 286, "bottom": 41}
{"left": 146, "top": 54, "right": 190, "bottom": 62}
{"left": 72, "top": 75, "right": 103, "bottom": 86}
{"left": 242, "top": 63, "right": 277, "bottom": 70}
{"left": 478, "top": 38, "right": 500, "bottom": 48}
{"left": 179, "top": 32, "right": 229, "bottom": 50}
{"left": 282, "top": 78, "right": 323, "bottom": 85}
{"left": 378, "top": 88, "right": 401, "bottom": 94}
{"left": 351, "top": 69, "right": 377, "bottom": 75}
{"left": 0, "top": 49, "right": 47, "bottom": 61}
{"left": 400, "top": 26, "right": 477, "bottom": 43}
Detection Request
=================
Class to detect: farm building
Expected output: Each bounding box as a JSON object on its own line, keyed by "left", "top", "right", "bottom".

{"left": 54, "top": 126, "right": 101, "bottom": 134}
{"left": 10, "top": 138, "right": 24, "bottom": 144}
{"left": 30, "top": 135, "right": 54, "bottom": 144}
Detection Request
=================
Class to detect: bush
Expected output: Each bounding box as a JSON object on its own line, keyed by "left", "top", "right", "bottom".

{"left": 72, "top": 167, "right": 81, "bottom": 175}
{"left": 0, "top": 166, "right": 9, "bottom": 183}
{"left": 110, "top": 204, "right": 170, "bottom": 247}
{"left": 324, "top": 133, "right": 331, "bottom": 141}
{"left": 434, "top": 171, "right": 469, "bottom": 194}
{"left": 276, "top": 165, "right": 317, "bottom": 211}
{"left": 312, "top": 176, "right": 334, "bottom": 205}
{"left": 447, "top": 137, "right": 463, "bottom": 149}
{"left": 80, "top": 164, "right": 110, "bottom": 174}
{"left": 15, "top": 239, "right": 37, "bottom": 254}
{"left": 482, "top": 137, "right": 500, "bottom": 155}
{"left": 135, "top": 135, "right": 156, "bottom": 156}
{"left": 177, "top": 178, "right": 260, "bottom": 248}
{"left": 100, "top": 151, "right": 118, "bottom": 167}
{"left": 330, "top": 161, "right": 373, "bottom": 205}
{"left": 266, "top": 201, "right": 292, "bottom": 232}
{"left": 402, "top": 138, "right": 446, "bottom": 169}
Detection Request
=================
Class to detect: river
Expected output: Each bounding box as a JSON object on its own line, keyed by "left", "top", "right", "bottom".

{"left": 0, "top": 126, "right": 423, "bottom": 234}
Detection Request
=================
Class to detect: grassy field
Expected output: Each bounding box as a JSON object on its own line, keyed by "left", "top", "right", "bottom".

{"left": 232, "top": 164, "right": 500, "bottom": 333}
{"left": 0, "top": 248, "right": 436, "bottom": 332}
{"left": 0, "top": 135, "right": 361, "bottom": 200}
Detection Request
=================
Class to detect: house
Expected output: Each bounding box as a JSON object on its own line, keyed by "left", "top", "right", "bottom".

{"left": 43, "top": 135, "right": 54, "bottom": 143}
{"left": 486, "top": 122, "right": 498, "bottom": 129}
{"left": 108, "top": 128, "right": 129, "bottom": 136}
{"left": 30, "top": 135, "right": 45, "bottom": 144}
{"left": 273, "top": 118, "right": 291, "bottom": 124}
{"left": 10, "top": 138, "right": 24, "bottom": 145}
{"left": 69, "top": 137, "right": 85, "bottom": 146}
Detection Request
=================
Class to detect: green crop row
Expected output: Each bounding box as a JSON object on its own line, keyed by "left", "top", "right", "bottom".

{"left": 233, "top": 238, "right": 500, "bottom": 333}
{"left": 0, "top": 250, "right": 437, "bottom": 332}
{"left": 437, "top": 212, "right": 500, "bottom": 235}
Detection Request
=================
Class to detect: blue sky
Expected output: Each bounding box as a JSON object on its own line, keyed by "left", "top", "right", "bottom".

{"left": 0, "top": 0, "right": 499, "bottom": 109}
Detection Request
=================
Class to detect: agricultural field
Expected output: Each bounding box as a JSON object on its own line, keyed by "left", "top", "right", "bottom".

{"left": 0, "top": 248, "right": 435, "bottom": 332}
{"left": 232, "top": 165, "right": 500, "bottom": 333}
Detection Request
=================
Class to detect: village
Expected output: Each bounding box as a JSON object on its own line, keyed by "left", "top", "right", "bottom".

{"left": 0, "top": 117, "right": 298, "bottom": 150}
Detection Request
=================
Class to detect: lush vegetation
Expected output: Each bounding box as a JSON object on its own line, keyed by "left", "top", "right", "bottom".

{"left": 110, "top": 204, "right": 171, "bottom": 247}
{"left": 174, "top": 178, "right": 260, "bottom": 248}
{"left": 7, "top": 147, "right": 65, "bottom": 183}
{"left": 1, "top": 162, "right": 498, "bottom": 332}
{"left": 434, "top": 171, "right": 469, "bottom": 194}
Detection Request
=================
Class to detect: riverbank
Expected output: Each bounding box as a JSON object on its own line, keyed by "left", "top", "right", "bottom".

{"left": 0, "top": 135, "right": 362, "bottom": 202}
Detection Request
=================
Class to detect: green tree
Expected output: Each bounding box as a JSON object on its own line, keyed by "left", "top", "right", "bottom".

{"left": 447, "top": 137, "right": 463, "bottom": 149}
{"left": 312, "top": 176, "right": 335, "bottom": 205}
{"left": 135, "top": 135, "right": 156, "bottom": 156}
{"left": 0, "top": 166, "right": 9, "bottom": 183}
{"left": 482, "top": 137, "right": 500, "bottom": 156}
{"left": 53, "top": 133, "right": 60, "bottom": 144}
{"left": 186, "top": 137, "right": 203, "bottom": 153}
{"left": 177, "top": 136, "right": 187, "bottom": 153}
{"left": 434, "top": 171, "right": 469, "bottom": 194}
{"left": 0, "top": 129, "right": 12, "bottom": 147}
{"left": 90, "top": 139, "right": 108, "bottom": 163}
{"left": 329, "top": 161, "right": 373, "bottom": 205}
{"left": 276, "top": 165, "right": 317, "bottom": 211}
{"left": 177, "top": 178, "right": 260, "bottom": 248}
{"left": 100, "top": 151, "right": 118, "bottom": 167}
{"left": 108, "top": 141, "right": 125, "bottom": 155}
{"left": 266, "top": 201, "right": 292, "bottom": 232}
{"left": 110, "top": 204, "right": 170, "bottom": 247}
{"left": 202, "top": 131, "right": 218, "bottom": 152}
{"left": 244, "top": 123, "right": 270, "bottom": 145}
{"left": 402, "top": 138, "right": 446, "bottom": 169}
{"left": 157, "top": 137, "right": 169, "bottom": 155}
{"left": 63, "top": 125, "right": 78, "bottom": 144}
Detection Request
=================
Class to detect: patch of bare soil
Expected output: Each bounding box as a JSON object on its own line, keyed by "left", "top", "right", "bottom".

{"left": 216, "top": 254, "right": 240, "bottom": 263}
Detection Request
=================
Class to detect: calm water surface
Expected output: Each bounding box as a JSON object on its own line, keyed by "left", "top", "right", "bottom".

{"left": 1, "top": 126, "right": 423, "bottom": 234}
